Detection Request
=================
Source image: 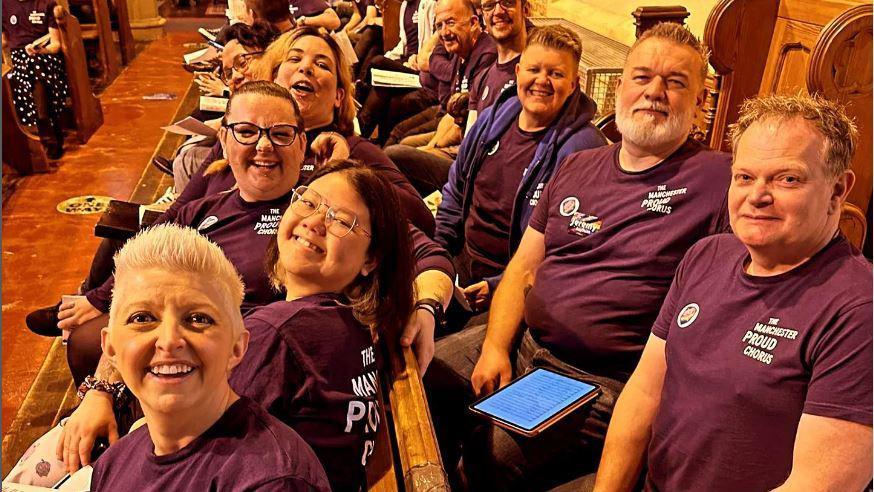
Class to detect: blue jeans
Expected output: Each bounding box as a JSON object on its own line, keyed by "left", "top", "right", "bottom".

{"left": 424, "top": 325, "right": 624, "bottom": 491}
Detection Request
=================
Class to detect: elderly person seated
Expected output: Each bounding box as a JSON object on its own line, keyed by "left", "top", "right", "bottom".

{"left": 230, "top": 159, "right": 416, "bottom": 491}
{"left": 89, "top": 224, "right": 330, "bottom": 491}
{"left": 595, "top": 94, "right": 872, "bottom": 492}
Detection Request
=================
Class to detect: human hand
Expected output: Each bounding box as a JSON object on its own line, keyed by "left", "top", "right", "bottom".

{"left": 470, "top": 343, "right": 511, "bottom": 397}
{"left": 228, "top": 0, "right": 253, "bottom": 25}
{"left": 406, "top": 56, "right": 419, "bottom": 71}
{"left": 194, "top": 72, "right": 228, "bottom": 96}
{"left": 463, "top": 281, "right": 490, "bottom": 311}
{"left": 25, "top": 43, "right": 40, "bottom": 56}
{"left": 57, "top": 297, "right": 102, "bottom": 332}
{"left": 56, "top": 391, "right": 118, "bottom": 473}
{"left": 310, "top": 132, "right": 350, "bottom": 167}
{"left": 400, "top": 308, "right": 436, "bottom": 375}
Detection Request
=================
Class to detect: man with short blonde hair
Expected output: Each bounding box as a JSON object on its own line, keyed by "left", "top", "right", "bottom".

{"left": 595, "top": 93, "right": 871, "bottom": 492}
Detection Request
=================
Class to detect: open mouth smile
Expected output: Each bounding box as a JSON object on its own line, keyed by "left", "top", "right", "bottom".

{"left": 147, "top": 363, "right": 196, "bottom": 380}
{"left": 293, "top": 234, "right": 325, "bottom": 254}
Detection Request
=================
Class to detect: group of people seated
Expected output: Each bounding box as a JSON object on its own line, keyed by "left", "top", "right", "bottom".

{"left": 6, "top": 0, "right": 872, "bottom": 490}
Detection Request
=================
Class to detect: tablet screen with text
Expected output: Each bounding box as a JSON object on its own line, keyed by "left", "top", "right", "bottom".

{"left": 471, "top": 368, "right": 599, "bottom": 433}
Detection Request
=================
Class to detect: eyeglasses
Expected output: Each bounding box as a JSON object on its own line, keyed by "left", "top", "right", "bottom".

{"left": 223, "top": 122, "right": 302, "bottom": 146}
{"left": 219, "top": 51, "right": 264, "bottom": 83}
{"left": 290, "top": 186, "right": 371, "bottom": 238}
{"left": 481, "top": 0, "right": 517, "bottom": 12}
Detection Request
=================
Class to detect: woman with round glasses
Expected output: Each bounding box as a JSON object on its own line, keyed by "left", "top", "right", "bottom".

{"left": 230, "top": 159, "right": 416, "bottom": 491}
{"left": 250, "top": 26, "right": 436, "bottom": 235}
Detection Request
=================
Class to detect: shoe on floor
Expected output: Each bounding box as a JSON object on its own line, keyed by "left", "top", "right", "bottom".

{"left": 149, "top": 187, "right": 176, "bottom": 207}
{"left": 152, "top": 156, "right": 174, "bottom": 176}
{"left": 25, "top": 302, "right": 62, "bottom": 337}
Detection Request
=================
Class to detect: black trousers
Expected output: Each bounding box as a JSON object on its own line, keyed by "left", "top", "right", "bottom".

{"left": 359, "top": 84, "right": 438, "bottom": 145}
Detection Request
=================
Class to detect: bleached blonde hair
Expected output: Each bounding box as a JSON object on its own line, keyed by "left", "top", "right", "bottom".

{"left": 109, "top": 224, "right": 245, "bottom": 333}
{"left": 729, "top": 93, "right": 858, "bottom": 179}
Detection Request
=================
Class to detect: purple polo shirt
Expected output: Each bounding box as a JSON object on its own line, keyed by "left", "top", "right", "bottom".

{"left": 525, "top": 139, "right": 731, "bottom": 379}
{"left": 464, "top": 119, "right": 545, "bottom": 280}
{"left": 290, "top": 0, "right": 329, "bottom": 18}
{"left": 468, "top": 55, "right": 519, "bottom": 113}
{"left": 422, "top": 43, "right": 454, "bottom": 100}
{"left": 230, "top": 293, "right": 379, "bottom": 492}
{"left": 647, "top": 234, "right": 873, "bottom": 491}
{"left": 86, "top": 190, "right": 288, "bottom": 314}
{"left": 2, "top": 0, "right": 57, "bottom": 49}
{"left": 90, "top": 397, "right": 330, "bottom": 491}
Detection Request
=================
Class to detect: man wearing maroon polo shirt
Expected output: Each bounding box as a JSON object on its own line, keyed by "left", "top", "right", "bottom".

{"left": 425, "top": 23, "right": 732, "bottom": 490}
{"left": 595, "top": 94, "right": 872, "bottom": 492}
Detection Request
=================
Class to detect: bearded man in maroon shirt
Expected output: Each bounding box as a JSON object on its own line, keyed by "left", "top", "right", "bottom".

{"left": 595, "top": 94, "right": 872, "bottom": 492}
{"left": 425, "top": 22, "right": 733, "bottom": 490}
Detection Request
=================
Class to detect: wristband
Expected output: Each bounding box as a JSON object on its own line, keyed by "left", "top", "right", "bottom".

{"left": 77, "top": 375, "right": 127, "bottom": 408}
{"left": 415, "top": 298, "right": 446, "bottom": 331}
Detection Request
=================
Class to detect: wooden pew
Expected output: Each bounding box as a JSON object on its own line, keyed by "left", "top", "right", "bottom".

{"left": 115, "top": 0, "right": 136, "bottom": 65}
{"left": 55, "top": 3, "right": 104, "bottom": 144}
{"left": 58, "top": 0, "right": 122, "bottom": 86}
{"left": 371, "top": 336, "right": 448, "bottom": 491}
{"left": 382, "top": 0, "right": 402, "bottom": 51}
{"left": 704, "top": 0, "right": 872, "bottom": 249}
{"left": 2, "top": 65, "right": 50, "bottom": 174}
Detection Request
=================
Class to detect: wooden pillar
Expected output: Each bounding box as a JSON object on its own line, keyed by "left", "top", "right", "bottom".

{"left": 127, "top": 0, "right": 166, "bottom": 41}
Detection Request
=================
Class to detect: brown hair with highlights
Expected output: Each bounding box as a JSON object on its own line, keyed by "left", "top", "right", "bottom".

{"left": 728, "top": 93, "right": 858, "bottom": 179}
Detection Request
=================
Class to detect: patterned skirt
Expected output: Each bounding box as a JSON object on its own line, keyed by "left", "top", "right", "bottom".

{"left": 9, "top": 48, "right": 69, "bottom": 126}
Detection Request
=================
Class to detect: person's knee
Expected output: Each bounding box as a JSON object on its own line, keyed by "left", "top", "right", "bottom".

{"left": 66, "top": 318, "right": 105, "bottom": 386}
{"left": 462, "top": 425, "right": 527, "bottom": 491}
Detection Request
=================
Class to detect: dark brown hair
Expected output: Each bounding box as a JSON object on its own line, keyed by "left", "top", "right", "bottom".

{"left": 216, "top": 20, "right": 279, "bottom": 51}
{"left": 266, "top": 160, "right": 415, "bottom": 339}
{"left": 244, "top": 0, "right": 290, "bottom": 24}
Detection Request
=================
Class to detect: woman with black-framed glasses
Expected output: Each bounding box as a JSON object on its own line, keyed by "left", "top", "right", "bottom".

{"left": 230, "top": 159, "right": 417, "bottom": 492}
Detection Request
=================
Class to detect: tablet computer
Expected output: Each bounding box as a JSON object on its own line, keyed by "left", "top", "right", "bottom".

{"left": 469, "top": 368, "right": 600, "bottom": 437}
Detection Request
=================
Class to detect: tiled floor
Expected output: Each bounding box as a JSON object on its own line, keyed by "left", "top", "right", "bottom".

{"left": 1, "top": 31, "right": 200, "bottom": 437}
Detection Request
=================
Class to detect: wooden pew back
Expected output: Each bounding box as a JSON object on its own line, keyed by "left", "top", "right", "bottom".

{"left": 55, "top": 3, "right": 104, "bottom": 144}
{"left": 704, "top": 0, "right": 872, "bottom": 248}
{"left": 115, "top": 0, "right": 136, "bottom": 65}
{"left": 2, "top": 65, "right": 50, "bottom": 174}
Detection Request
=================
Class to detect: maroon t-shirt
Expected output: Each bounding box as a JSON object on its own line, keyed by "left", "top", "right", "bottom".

{"left": 2, "top": 0, "right": 57, "bottom": 49}
{"left": 647, "top": 234, "right": 873, "bottom": 491}
{"left": 525, "top": 139, "right": 731, "bottom": 379}
{"left": 289, "top": 0, "right": 329, "bottom": 17}
{"left": 230, "top": 294, "right": 379, "bottom": 492}
{"left": 85, "top": 190, "right": 288, "bottom": 314}
{"left": 435, "top": 33, "right": 497, "bottom": 108}
{"left": 468, "top": 55, "right": 519, "bottom": 114}
{"left": 463, "top": 119, "right": 546, "bottom": 281}
{"left": 90, "top": 397, "right": 330, "bottom": 491}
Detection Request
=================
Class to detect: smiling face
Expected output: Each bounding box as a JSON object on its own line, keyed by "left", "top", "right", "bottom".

{"left": 103, "top": 268, "right": 247, "bottom": 418}
{"left": 219, "top": 92, "right": 305, "bottom": 202}
{"left": 729, "top": 117, "right": 851, "bottom": 265}
{"left": 273, "top": 35, "right": 343, "bottom": 131}
{"left": 434, "top": 0, "right": 478, "bottom": 56}
{"left": 276, "top": 172, "right": 375, "bottom": 294}
{"left": 483, "top": 0, "right": 526, "bottom": 43}
{"left": 516, "top": 44, "right": 577, "bottom": 128}
{"left": 614, "top": 37, "right": 705, "bottom": 150}
{"left": 221, "top": 40, "right": 250, "bottom": 93}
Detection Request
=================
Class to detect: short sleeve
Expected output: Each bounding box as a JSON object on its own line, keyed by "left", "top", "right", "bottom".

{"left": 230, "top": 317, "right": 300, "bottom": 414}
{"left": 254, "top": 476, "right": 327, "bottom": 492}
{"left": 803, "top": 302, "right": 873, "bottom": 426}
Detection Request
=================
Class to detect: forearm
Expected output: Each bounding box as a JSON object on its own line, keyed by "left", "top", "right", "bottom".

{"left": 414, "top": 269, "right": 453, "bottom": 308}
{"left": 303, "top": 8, "right": 341, "bottom": 30}
{"left": 94, "top": 352, "right": 122, "bottom": 383}
{"left": 344, "top": 11, "right": 362, "bottom": 32}
{"left": 434, "top": 122, "right": 461, "bottom": 148}
{"left": 482, "top": 264, "right": 532, "bottom": 354}
{"left": 593, "top": 386, "right": 659, "bottom": 492}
